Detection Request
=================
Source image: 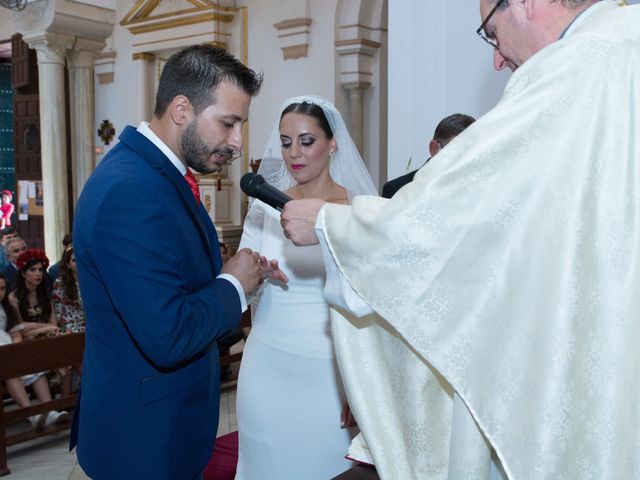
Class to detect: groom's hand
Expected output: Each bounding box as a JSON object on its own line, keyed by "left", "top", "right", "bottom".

{"left": 222, "top": 248, "right": 263, "bottom": 294}
{"left": 280, "top": 199, "right": 326, "bottom": 246}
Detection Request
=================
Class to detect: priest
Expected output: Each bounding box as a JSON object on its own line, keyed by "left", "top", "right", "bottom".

{"left": 281, "top": 1, "right": 640, "bottom": 479}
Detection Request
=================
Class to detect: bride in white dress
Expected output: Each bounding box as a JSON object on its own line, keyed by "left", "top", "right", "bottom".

{"left": 235, "top": 96, "right": 378, "bottom": 479}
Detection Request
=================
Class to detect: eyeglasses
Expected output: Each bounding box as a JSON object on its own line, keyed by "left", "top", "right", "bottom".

{"left": 476, "top": 0, "right": 507, "bottom": 49}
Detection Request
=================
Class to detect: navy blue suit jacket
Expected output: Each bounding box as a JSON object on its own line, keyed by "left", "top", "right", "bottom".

{"left": 381, "top": 159, "right": 431, "bottom": 199}
{"left": 71, "top": 126, "right": 241, "bottom": 479}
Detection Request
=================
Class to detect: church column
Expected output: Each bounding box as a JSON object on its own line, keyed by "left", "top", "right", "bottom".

{"left": 343, "top": 82, "right": 370, "bottom": 153}
{"left": 23, "top": 32, "right": 74, "bottom": 262}
{"left": 67, "top": 38, "right": 105, "bottom": 203}
{"left": 336, "top": 38, "right": 380, "bottom": 168}
{"left": 133, "top": 52, "right": 156, "bottom": 124}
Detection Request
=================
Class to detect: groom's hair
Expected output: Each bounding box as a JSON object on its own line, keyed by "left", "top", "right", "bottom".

{"left": 154, "top": 44, "right": 263, "bottom": 117}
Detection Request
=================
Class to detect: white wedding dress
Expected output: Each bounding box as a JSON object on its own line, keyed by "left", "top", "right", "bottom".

{"left": 235, "top": 198, "right": 355, "bottom": 480}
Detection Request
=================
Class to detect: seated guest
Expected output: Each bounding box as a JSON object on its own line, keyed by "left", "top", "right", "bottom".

{"left": 2, "top": 237, "right": 27, "bottom": 292}
{"left": 382, "top": 113, "right": 475, "bottom": 198}
{"left": 9, "top": 249, "right": 67, "bottom": 389}
{"left": 0, "top": 273, "right": 69, "bottom": 429}
{"left": 48, "top": 233, "right": 73, "bottom": 280}
{"left": 0, "top": 227, "right": 19, "bottom": 271}
{"left": 52, "top": 244, "right": 85, "bottom": 397}
{"left": 8, "top": 248, "right": 57, "bottom": 331}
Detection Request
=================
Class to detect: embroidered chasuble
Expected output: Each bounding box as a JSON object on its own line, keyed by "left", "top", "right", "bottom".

{"left": 322, "top": 2, "right": 640, "bottom": 479}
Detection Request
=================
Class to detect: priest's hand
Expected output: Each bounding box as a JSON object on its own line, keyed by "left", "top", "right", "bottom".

{"left": 280, "top": 199, "right": 326, "bottom": 246}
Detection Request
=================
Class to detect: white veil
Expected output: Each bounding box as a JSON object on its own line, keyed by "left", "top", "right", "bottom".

{"left": 257, "top": 95, "right": 378, "bottom": 196}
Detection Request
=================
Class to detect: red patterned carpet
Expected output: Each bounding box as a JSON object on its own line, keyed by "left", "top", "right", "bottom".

{"left": 204, "top": 431, "right": 238, "bottom": 480}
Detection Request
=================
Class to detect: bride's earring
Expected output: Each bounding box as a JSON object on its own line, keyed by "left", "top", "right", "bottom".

{"left": 329, "top": 149, "right": 336, "bottom": 162}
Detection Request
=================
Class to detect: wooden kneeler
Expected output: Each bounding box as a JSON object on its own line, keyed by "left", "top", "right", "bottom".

{"left": 0, "top": 333, "right": 85, "bottom": 476}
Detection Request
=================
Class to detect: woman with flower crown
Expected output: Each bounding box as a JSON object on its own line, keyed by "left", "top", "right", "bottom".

{"left": 4, "top": 252, "right": 70, "bottom": 428}
{"left": 235, "top": 96, "right": 378, "bottom": 479}
{"left": 8, "top": 248, "right": 58, "bottom": 334}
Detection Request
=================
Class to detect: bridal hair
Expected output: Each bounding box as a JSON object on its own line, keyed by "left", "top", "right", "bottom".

{"left": 154, "top": 44, "right": 263, "bottom": 117}
{"left": 281, "top": 102, "right": 333, "bottom": 140}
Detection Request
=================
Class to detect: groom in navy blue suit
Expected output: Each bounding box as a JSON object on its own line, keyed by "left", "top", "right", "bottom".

{"left": 71, "top": 45, "right": 282, "bottom": 480}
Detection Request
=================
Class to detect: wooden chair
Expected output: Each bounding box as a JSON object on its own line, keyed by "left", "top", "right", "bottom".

{"left": 0, "top": 333, "right": 85, "bottom": 476}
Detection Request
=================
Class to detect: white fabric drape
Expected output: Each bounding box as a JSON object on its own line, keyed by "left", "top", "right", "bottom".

{"left": 324, "top": 2, "right": 640, "bottom": 479}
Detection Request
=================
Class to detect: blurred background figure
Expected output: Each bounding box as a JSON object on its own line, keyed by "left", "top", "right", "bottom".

{"left": 219, "top": 242, "right": 230, "bottom": 264}
{"left": 0, "top": 226, "right": 19, "bottom": 271}
{"left": 382, "top": 113, "right": 475, "bottom": 198}
{"left": 48, "top": 233, "right": 73, "bottom": 280}
{"left": 52, "top": 244, "right": 85, "bottom": 397}
{"left": 0, "top": 190, "right": 14, "bottom": 229}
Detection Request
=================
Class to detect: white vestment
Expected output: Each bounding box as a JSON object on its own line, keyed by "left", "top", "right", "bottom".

{"left": 320, "top": 2, "right": 640, "bottom": 479}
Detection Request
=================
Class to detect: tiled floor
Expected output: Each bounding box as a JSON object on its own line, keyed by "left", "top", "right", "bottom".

{"left": 4, "top": 354, "right": 241, "bottom": 480}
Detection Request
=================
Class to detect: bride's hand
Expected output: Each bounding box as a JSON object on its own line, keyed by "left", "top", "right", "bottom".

{"left": 259, "top": 257, "right": 288, "bottom": 283}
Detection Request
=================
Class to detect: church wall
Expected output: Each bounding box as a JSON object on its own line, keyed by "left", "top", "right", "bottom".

{"left": 0, "top": 17, "right": 17, "bottom": 41}
{"left": 93, "top": 0, "right": 141, "bottom": 161}
{"left": 242, "top": 0, "right": 338, "bottom": 163}
{"left": 387, "top": 0, "right": 511, "bottom": 180}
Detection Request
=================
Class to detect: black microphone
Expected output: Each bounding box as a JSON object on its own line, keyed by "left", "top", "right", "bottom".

{"left": 240, "top": 172, "right": 292, "bottom": 211}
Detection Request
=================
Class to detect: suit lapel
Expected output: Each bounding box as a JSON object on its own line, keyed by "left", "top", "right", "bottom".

{"left": 118, "top": 126, "right": 218, "bottom": 272}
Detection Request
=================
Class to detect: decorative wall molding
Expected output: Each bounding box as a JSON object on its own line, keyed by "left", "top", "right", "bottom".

{"left": 121, "top": 0, "right": 239, "bottom": 55}
{"left": 273, "top": 17, "right": 311, "bottom": 60}
{"left": 131, "top": 51, "right": 154, "bottom": 61}
{"left": 94, "top": 50, "right": 117, "bottom": 83}
{"left": 335, "top": 37, "right": 380, "bottom": 86}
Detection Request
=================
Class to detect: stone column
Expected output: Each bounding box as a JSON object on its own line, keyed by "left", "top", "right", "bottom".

{"left": 23, "top": 32, "right": 74, "bottom": 262}
{"left": 344, "top": 81, "right": 370, "bottom": 154}
{"left": 67, "top": 38, "right": 105, "bottom": 203}
{"left": 133, "top": 52, "right": 156, "bottom": 123}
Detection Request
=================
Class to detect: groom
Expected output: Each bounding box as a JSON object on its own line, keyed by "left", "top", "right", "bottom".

{"left": 71, "top": 45, "right": 280, "bottom": 480}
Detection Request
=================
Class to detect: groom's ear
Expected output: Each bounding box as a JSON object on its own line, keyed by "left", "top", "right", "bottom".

{"left": 169, "top": 95, "right": 193, "bottom": 126}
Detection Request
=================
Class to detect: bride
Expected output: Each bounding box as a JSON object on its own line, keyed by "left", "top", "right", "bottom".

{"left": 235, "top": 95, "right": 378, "bottom": 479}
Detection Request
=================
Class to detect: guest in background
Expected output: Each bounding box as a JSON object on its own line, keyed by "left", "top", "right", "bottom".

{"left": 8, "top": 249, "right": 56, "bottom": 328}
{"left": 0, "top": 273, "right": 69, "bottom": 429}
{"left": 0, "top": 190, "right": 14, "bottom": 229}
{"left": 235, "top": 95, "right": 377, "bottom": 479}
{"left": 2, "top": 237, "right": 27, "bottom": 292}
{"left": 52, "top": 244, "right": 84, "bottom": 397}
{"left": 0, "top": 226, "right": 19, "bottom": 271}
{"left": 48, "top": 233, "right": 73, "bottom": 280}
{"left": 381, "top": 113, "right": 475, "bottom": 198}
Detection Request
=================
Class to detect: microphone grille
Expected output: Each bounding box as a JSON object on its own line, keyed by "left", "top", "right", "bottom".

{"left": 240, "top": 172, "right": 265, "bottom": 195}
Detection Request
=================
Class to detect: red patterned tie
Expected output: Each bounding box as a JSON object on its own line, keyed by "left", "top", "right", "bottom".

{"left": 184, "top": 170, "right": 201, "bottom": 205}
